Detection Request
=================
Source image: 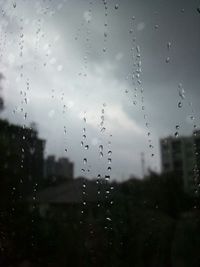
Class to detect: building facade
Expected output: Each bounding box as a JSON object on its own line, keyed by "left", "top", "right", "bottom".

{"left": 44, "top": 156, "right": 74, "bottom": 181}
{"left": 160, "top": 131, "right": 200, "bottom": 194}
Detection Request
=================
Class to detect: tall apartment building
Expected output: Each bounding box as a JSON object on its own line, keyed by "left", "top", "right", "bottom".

{"left": 44, "top": 156, "right": 74, "bottom": 181}
{"left": 160, "top": 131, "right": 200, "bottom": 194}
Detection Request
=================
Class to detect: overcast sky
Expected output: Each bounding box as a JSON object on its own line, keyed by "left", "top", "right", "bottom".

{"left": 0, "top": 0, "right": 200, "bottom": 180}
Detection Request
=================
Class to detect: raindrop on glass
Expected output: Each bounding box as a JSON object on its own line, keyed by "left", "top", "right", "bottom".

{"left": 178, "top": 102, "right": 182, "bottom": 108}
{"left": 165, "top": 57, "right": 170, "bottom": 63}
{"left": 115, "top": 4, "right": 119, "bottom": 10}
{"left": 105, "top": 175, "right": 110, "bottom": 181}
{"left": 100, "top": 152, "right": 103, "bottom": 158}
{"left": 174, "top": 132, "right": 179, "bottom": 138}
{"left": 167, "top": 42, "right": 171, "bottom": 50}
{"left": 108, "top": 150, "right": 112, "bottom": 156}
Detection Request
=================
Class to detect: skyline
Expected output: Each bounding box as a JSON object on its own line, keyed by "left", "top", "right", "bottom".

{"left": 0, "top": 0, "right": 200, "bottom": 180}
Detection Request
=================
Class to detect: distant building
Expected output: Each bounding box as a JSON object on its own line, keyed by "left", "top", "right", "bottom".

{"left": 0, "top": 119, "right": 45, "bottom": 196}
{"left": 44, "top": 155, "right": 74, "bottom": 181}
{"left": 160, "top": 131, "right": 200, "bottom": 194}
{"left": 57, "top": 157, "right": 73, "bottom": 178}
{"left": 44, "top": 155, "right": 56, "bottom": 178}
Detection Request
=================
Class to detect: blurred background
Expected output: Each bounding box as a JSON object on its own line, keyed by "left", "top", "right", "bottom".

{"left": 0, "top": 0, "right": 200, "bottom": 266}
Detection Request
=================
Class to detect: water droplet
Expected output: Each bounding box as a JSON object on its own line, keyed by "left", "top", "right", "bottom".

{"left": 13, "top": 2, "right": 16, "bottom": 8}
{"left": 100, "top": 152, "right": 103, "bottom": 158}
{"left": 99, "top": 145, "right": 103, "bottom": 152}
{"left": 85, "top": 145, "right": 89, "bottom": 150}
{"left": 103, "top": 47, "right": 106, "bottom": 52}
{"left": 81, "top": 141, "right": 84, "bottom": 146}
{"left": 174, "top": 132, "right": 179, "bottom": 137}
{"left": 108, "top": 158, "right": 112, "bottom": 164}
{"left": 154, "top": 24, "right": 159, "bottom": 30}
{"left": 83, "top": 158, "right": 87, "bottom": 164}
{"left": 165, "top": 57, "right": 170, "bottom": 63}
{"left": 190, "top": 115, "right": 195, "bottom": 121}
{"left": 178, "top": 102, "right": 182, "bottom": 108}
{"left": 107, "top": 166, "right": 111, "bottom": 171}
{"left": 167, "top": 42, "right": 171, "bottom": 50}
{"left": 197, "top": 7, "right": 200, "bottom": 14}
{"left": 106, "top": 217, "right": 112, "bottom": 221}
{"left": 105, "top": 175, "right": 110, "bottom": 181}
{"left": 64, "top": 148, "right": 67, "bottom": 152}
{"left": 179, "top": 87, "right": 185, "bottom": 99}
{"left": 176, "top": 125, "right": 180, "bottom": 130}
{"left": 108, "top": 150, "right": 112, "bottom": 156}
{"left": 115, "top": 4, "right": 119, "bottom": 10}
{"left": 136, "top": 45, "right": 140, "bottom": 53}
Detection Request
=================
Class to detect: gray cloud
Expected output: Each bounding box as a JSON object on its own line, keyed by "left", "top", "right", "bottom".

{"left": 0, "top": 0, "right": 199, "bottom": 180}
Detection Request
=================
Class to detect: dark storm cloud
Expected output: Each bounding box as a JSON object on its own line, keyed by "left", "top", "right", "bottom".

{"left": 0, "top": 0, "right": 199, "bottom": 179}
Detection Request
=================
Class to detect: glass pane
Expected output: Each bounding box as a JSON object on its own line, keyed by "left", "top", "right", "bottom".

{"left": 0, "top": 0, "right": 200, "bottom": 266}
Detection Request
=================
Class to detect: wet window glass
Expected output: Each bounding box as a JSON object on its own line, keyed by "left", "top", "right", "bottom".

{"left": 0, "top": 0, "right": 200, "bottom": 266}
